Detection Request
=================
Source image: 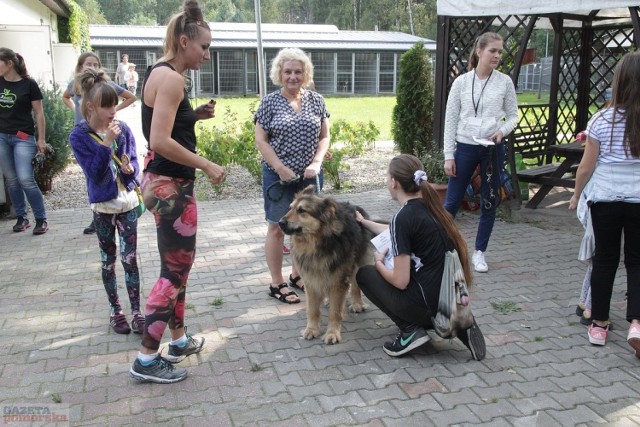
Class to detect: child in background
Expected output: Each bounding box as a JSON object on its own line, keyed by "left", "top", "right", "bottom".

{"left": 125, "top": 63, "right": 138, "bottom": 96}
{"left": 62, "top": 52, "right": 136, "bottom": 235}
{"left": 576, "top": 189, "right": 593, "bottom": 326}
{"left": 68, "top": 69, "right": 144, "bottom": 335}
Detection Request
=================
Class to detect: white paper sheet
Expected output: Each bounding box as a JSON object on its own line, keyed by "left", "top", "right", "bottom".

{"left": 370, "top": 229, "right": 394, "bottom": 269}
{"left": 473, "top": 137, "right": 496, "bottom": 147}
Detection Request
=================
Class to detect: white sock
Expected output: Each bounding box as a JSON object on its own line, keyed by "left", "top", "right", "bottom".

{"left": 137, "top": 352, "right": 158, "bottom": 365}
{"left": 171, "top": 334, "right": 188, "bottom": 347}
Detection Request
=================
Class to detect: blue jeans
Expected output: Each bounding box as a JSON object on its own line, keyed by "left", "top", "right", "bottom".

{"left": 444, "top": 142, "right": 504, "bottom": 252}
{"left": 262, "top": 164, "right": 323, "bottom": 224}
{"left": 0, "top": 132, "right": 47, "bottom": 220}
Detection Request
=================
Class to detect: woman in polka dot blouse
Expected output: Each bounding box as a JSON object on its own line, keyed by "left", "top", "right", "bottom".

{"left": 254, "top": 48, "right": 331, "bottom": 304}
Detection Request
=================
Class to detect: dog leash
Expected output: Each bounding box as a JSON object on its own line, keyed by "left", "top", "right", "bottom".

{"left": 266, "top": 173, "right": 321, "bottom": 202}
{"left": 482, "top": 145, "right": 499, "bottom": 210}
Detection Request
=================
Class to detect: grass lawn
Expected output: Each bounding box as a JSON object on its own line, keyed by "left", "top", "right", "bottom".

{"left": 194, "top": 95, "right": 397, "bottom": 141}
{"left": 193, "top": 91, "right": 552, "bottom": 142}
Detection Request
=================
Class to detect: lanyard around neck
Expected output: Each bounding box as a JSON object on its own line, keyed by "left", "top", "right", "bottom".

{"left": 472, "top": 70, "right": 492, "bottom": 117}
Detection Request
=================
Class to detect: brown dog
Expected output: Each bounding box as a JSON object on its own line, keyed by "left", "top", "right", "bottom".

{"left": 279, "top": 186, "right": 374, "bottom": 344}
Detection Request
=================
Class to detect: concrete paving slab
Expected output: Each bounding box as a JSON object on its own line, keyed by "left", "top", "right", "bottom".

{"left": 1, "top": 187, "right": 638, "bottom": 426}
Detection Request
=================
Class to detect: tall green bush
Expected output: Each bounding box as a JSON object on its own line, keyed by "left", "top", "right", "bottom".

{"left": 391, "top": 41, "right": 435, "bottom": 156}
{"left": 36, "top": 84, "right": 73, "bottom": 192}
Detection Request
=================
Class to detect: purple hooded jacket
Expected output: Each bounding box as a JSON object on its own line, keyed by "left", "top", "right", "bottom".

{"left": 69, "top": 120, "right": 140, "bottom": 204}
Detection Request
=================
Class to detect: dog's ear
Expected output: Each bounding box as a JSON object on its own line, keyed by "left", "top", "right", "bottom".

{"left": 301, "top": 185, "right": 316, "bottom": 196}
{"left": 320, "top": 198, "right": 344, "bottom": 234}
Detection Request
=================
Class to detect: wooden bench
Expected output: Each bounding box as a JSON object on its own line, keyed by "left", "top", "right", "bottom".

{"left": 516, "top": 163, "right": 560, "bottom": 184}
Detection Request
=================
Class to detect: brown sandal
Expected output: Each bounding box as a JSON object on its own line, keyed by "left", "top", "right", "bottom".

{"left": 288, "top": 274, "right": 304, "bottom": 292}
{"left": 269, "top": 283, "right": 300, "bottom": 304}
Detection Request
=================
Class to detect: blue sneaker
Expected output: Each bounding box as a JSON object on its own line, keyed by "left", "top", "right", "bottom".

{"left": 165, "top": 329, "right": 205, "bottom": 363}
{"left": 383, "top": 327, "right": 430, "bottom": 357}
{"left": 129, "top": 355, "right": 187, "bottom": 384}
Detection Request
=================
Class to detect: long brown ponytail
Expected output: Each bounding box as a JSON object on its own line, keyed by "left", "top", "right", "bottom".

{"left": 0, "top": 48, "right": 30, "bottom": 78}
{"left": 388, "top": 154, "right": 473, "bottom": 287}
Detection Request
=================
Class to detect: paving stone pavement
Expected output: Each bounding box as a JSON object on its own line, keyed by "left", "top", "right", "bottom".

{"left": 1, "top": 186, "right": 639, "bottom": 427}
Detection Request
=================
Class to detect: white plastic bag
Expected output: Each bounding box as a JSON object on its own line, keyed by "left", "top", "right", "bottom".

{"left": 432, "top": 249, "right": 474, "bottom": 338}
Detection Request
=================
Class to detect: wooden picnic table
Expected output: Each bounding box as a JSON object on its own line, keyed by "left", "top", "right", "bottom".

{"left": 521, "top": 141, "right": 585, "bottom": 209}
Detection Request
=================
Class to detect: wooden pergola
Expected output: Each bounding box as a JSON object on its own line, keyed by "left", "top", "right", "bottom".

{"left": 433, "top": 1, "right": 640, "bottom": 205}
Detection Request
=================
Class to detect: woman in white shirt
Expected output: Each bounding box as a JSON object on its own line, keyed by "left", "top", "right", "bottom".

{"left": 442, "top": 32, "right": 518, "bottom": 273}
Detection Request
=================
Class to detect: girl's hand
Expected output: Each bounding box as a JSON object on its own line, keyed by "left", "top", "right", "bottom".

{"left": 490, "top": 130, "right": 505, "bottom": 144}
{"left": 104, "top": 120, "right": 121, "bottom": 146}
{"left": 374, "top": 249, "right": 388, "bottom": 264}
{"left": 204, "top": 161, "right": 226, "bottom": 185}
{"left": 36, "top": 138, "right": 47, "bottom": 153}
{"left": 120, "top": 153, "right": 134, "bottom": 174}
{"left": 568, "top": 195, "right": 579, "bottom": 210}
{"left": 444, "top": 159, "right": 456, "bottom": 177}
{"left": 195, "top": 100, "right": 216, "bottom": 121}
{"left": 355, "top": 211, "right": 364, "bottom": 223}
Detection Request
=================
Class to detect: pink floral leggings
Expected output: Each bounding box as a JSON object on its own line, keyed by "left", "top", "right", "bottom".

{"left": 140, "top": 172, "right": 197, "bottom": 351}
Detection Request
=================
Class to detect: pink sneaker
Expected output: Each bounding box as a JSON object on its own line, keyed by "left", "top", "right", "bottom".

{"left": 588, "top": 323, "right": 609, "bottom": 346}
{"left": 283, "top": 245, "right": 291, "bottom": 255}
{"left": 627, "top": 323, "right": 640, "bottom": 358}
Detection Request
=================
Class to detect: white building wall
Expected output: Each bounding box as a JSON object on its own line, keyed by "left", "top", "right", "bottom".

{"left": 0, "top": 0, "right": 70, "bottom": 88}
{"left": 1, "top": 0, "right": 60, "bottom": 29}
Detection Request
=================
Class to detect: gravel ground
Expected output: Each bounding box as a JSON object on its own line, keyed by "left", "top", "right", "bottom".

{"left": 43, "top": 142, "right": 397, "bottom": 212}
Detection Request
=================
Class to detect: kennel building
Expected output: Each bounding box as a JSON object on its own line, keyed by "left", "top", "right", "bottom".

{"left": 89, "top": 22, "right": 435, "bottom": 97}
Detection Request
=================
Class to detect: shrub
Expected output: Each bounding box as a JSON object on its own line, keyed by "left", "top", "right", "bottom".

{"left": 197, "top": 104, "right": 262, "bottom": 188}
{"left": 196, "top": 104, "right": 380, "bottom": 192}
{"left": 420, "top": 145, "right": 448, "bottom": 184}
{"left": 391, "top": 41, "right": 435, "bottom": 156}
{"left": 36, "top": 84, "right": 73, "bottom": 192}
{"left": 325, "top": 119, "right": 380, "bottom": 190}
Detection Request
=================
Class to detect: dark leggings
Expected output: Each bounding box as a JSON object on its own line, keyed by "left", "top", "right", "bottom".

{"left": 140, "top": 172, "right": 197, "bottom": 351}
{"left": 590, "top": 201, "right": 640, "bottom": 323}
{"left": 356, "top": 265, "right": 436, "bottom": 331}
{"left": 93, "top": 210, "right": 140, "bottom": 315}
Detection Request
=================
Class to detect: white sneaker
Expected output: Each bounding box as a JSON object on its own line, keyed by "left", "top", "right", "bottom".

{"left": 472, "top": 250, "right": 488, "bottom": 273}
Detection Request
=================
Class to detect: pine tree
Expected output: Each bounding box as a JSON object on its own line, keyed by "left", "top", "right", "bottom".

{"left": 391, "top": 41, "right": 434, "bottom": 155}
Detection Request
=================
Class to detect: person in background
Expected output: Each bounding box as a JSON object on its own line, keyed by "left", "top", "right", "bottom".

{"left": 569, "top": 50, "right": 640, "bottom": 356}
{"left": 125, "top": 63, "right": 139, "bottom": 96}
{"left": 0, "top": 47, "right": 49, "bottom": 235}
{"left": 355, "top": 154, "right": 485, "bottom": 360}
{"left": 129, "top": 0, "right": 225, "bottom": 384}
{"left": 254, "top": 47, "right": 330, "bottom": 304}
{"left": 442, "top": 32, "right": 518, "bottom": 273}
{"left": 62, "top": 52, "right": 136, "bottom": 234}
{"left": 115, "top": 53, "right": 129, "bottom": 89}
{"left": 69, "top": 69, "right": 143, "bottom": 335}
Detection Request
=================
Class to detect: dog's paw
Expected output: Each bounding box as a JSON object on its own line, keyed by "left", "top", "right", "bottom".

{"left": 303, "top": 327, "right": 321, "bottom": 340}
{"left": 323, "top": 330, "right": 342, "bottom": 344}
{"left": 348, "top": 301, "right": 367, "bottom": 313}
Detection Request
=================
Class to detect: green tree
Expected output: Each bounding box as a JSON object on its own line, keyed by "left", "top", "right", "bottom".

{"left": 58, "top": 0, "right": 92, "bottom": 52}
{"left": 391, "top": 41, "right": 434, "bottom": 155}
{"left": 97, "top": 0, "right": 139, "bottom": 24}
{"left": 73, "top": 0, "right": 108, "bottom": 24}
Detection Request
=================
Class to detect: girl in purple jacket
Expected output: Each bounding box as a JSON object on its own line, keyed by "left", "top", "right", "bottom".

{"left": 69, "top": 69, "right": 143, "bottom": 336}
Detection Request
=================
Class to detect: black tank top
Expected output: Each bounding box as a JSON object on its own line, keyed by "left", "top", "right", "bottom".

{"left": 141, "top": 62, "right": 198, "bottom": 179}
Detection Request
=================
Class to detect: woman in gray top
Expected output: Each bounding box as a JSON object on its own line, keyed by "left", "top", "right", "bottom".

{"left": 442, "top": 32, "right": 518, "bottom": 274}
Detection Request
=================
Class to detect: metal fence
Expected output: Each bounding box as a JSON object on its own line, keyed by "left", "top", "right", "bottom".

{"left": 95, "top": 48, "right": 402, "bottom": 97}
